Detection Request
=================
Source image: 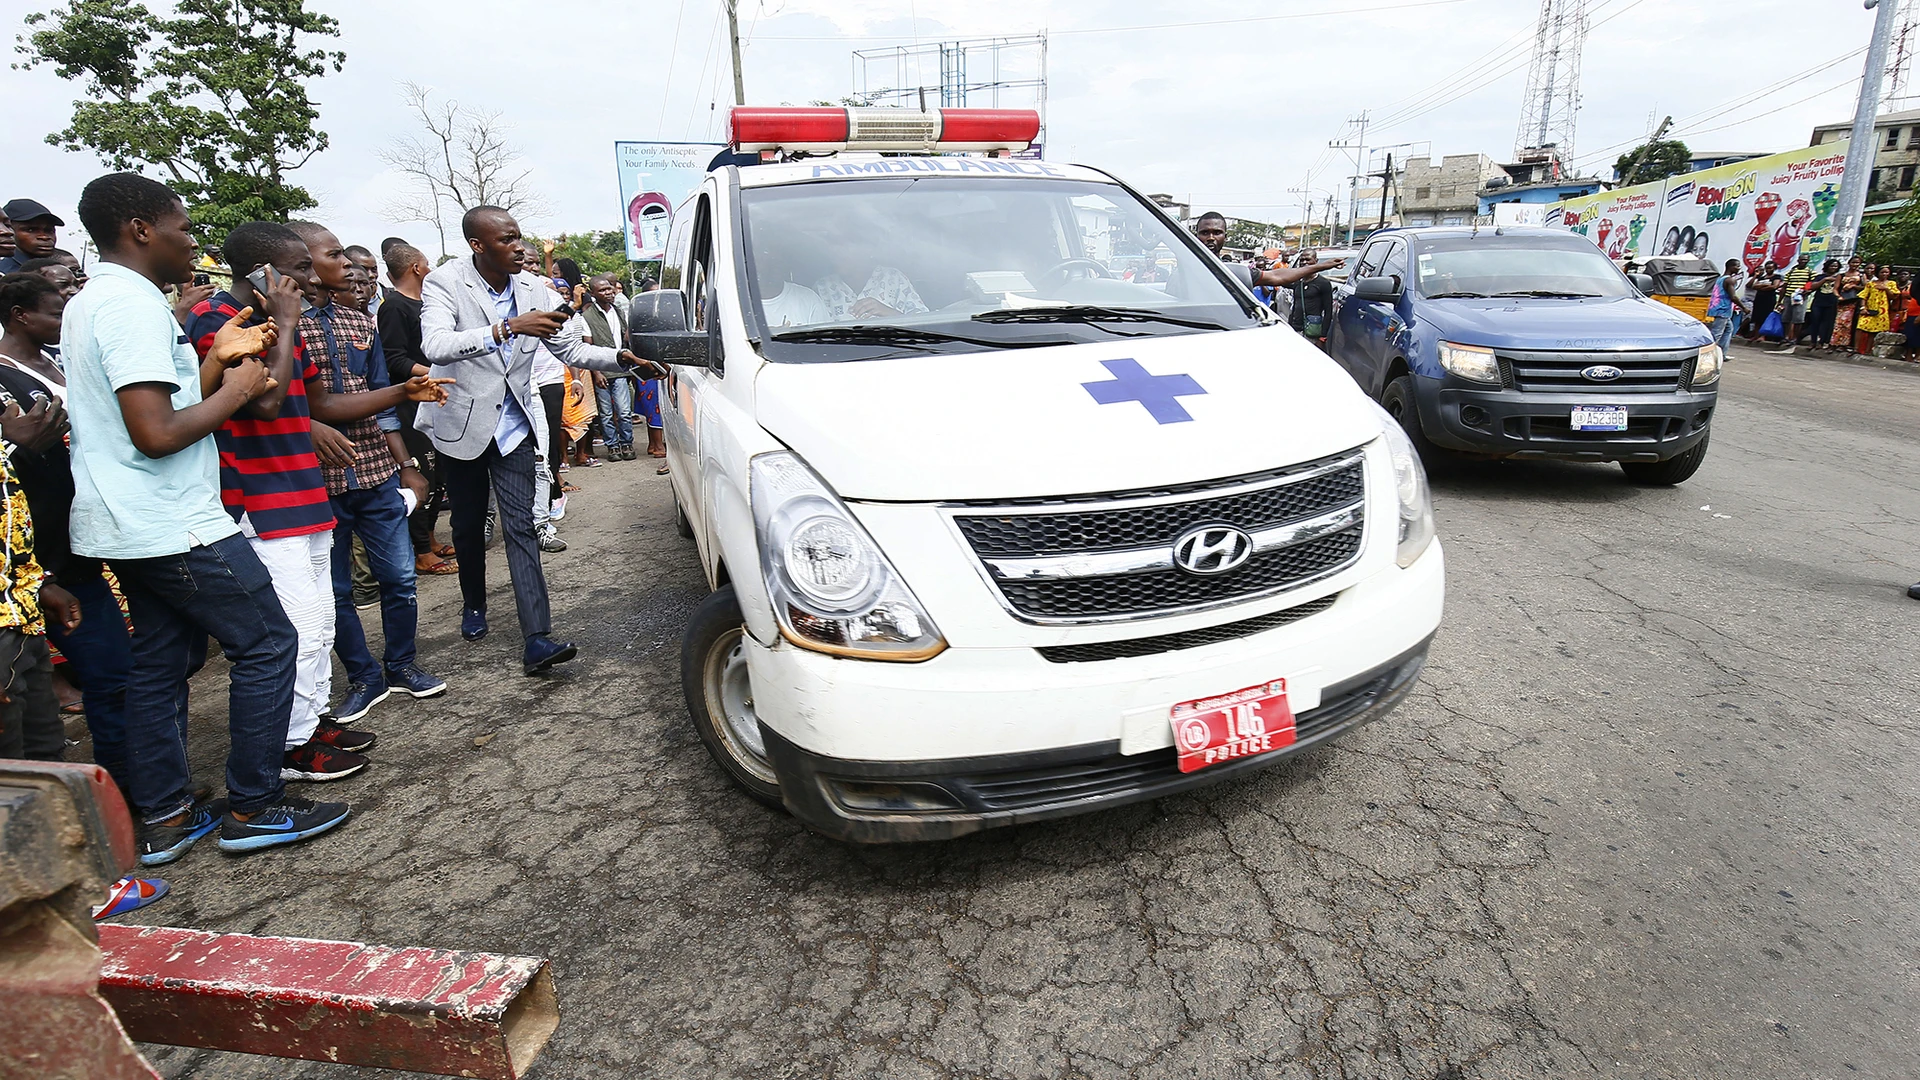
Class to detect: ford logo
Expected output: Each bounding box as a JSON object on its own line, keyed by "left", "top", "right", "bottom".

{"left": 1580, "top": 364, "right": 1624, "bottom": 382}
{"left": 1172, "top": 525, "right": 1254, "bottom": 576}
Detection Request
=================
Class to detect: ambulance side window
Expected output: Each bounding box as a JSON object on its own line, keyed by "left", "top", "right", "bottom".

{"left": 688, "top": 194, "right": 713, "bottom": 334}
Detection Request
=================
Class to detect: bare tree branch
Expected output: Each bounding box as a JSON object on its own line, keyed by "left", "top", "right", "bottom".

{"left": 380, "top": 82, "right": 546, "bottom": 256}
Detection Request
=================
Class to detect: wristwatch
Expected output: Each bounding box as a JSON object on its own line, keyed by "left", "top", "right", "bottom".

{"left": 399, "top": 457, "right": 420, "bottom": 470}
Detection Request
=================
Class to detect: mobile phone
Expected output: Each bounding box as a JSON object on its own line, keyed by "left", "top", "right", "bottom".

{"left": 193, "top": 272, "right": 210, "bottom": 286}
{"left": 247, "top": 266, "right": 273, "bottom": 296}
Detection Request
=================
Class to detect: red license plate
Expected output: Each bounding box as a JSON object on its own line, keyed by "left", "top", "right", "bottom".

{"left": 1170, "top": 678, "right": 1296, "bottom": 774}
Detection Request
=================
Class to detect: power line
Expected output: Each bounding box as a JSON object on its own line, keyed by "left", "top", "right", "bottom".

{"left": 656, "top": 0, "right": 692, "bottom": 132}
{"left": 752, "top": 0, "right": 1478, "bottom": 41}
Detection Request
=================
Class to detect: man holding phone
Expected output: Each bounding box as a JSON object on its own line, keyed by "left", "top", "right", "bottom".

{"left": 419, "top": 205, "right": 658, "bottom": 674}
{"left": 189, "top": 221, "right": 451, "bottom": 780}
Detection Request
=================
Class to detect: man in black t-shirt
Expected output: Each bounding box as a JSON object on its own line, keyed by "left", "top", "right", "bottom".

{"left": 376, "top": 244, "right": 452, "bottom": 574}
{"left": 1287, "top": 249, "right": 1336, "bottom": 349}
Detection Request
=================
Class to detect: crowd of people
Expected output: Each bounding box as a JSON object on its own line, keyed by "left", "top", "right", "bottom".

{"left": 1720, "top": 254, "right": 1920, "bottom": 361}
{"left": 0, "top": 173, "right": 662, "bottom": 920}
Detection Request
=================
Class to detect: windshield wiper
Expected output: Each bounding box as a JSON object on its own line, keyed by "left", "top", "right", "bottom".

{"left": 770, "top": 323, "right": 1063, "bottom": 350}
{"left": 971, "top": 305, "right": 1233, "bottom": 332}
{"left": 1424, "top": 290, "right": 1489, "bottom": 298}
{"left": 1489, "top": 290, "right": 1603, "bottom": 298}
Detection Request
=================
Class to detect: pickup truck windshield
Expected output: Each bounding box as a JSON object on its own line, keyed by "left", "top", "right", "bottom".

{"left": 1413, "top": 239, "right": 1634, "bottom": 300}
{"left": 739, "top": 175, "right": 1261, "bottom": 361}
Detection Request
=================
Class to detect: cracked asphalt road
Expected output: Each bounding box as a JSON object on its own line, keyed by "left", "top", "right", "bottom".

{"left": 117, "top": 346, "right": 1920, "bottom": 1080}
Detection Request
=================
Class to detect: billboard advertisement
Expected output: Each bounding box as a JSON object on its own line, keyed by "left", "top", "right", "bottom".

{"left": 615, "top": 141, "right": 727, "bottom": 261}
{"left": 1547, "top": 142, "right": 1848, "bottom": 273}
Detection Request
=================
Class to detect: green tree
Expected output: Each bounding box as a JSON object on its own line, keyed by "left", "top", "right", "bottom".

{"left": 1614, "top": 139, "right": 1692, "bottom": 186}
{"left": 16, "top": 0, "right": 345, "bottom": 243}
{"left": 1224, "top": 217, "right": 1281, "bottom": 251}
{"left": 1859, "top": 192, "right": 1920, "bottom": 265}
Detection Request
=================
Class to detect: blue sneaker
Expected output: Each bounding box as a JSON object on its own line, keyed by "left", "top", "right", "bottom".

{"left": 332, "top": 680, "right": 391, "bottom": 725}
{"left": 216, "top": 796, "right": 351, "bottom": 854}
{"left": 523, "top": 634, "right": 578, "bottom": 675}
{"left": 136, "top": 798, "right": 227, "bottom": 866}
{"left": 462, "top": 607, "right": 488, "bottom": 641}
{"left": 386, "top": 663, "right": 447, "bottom": 699}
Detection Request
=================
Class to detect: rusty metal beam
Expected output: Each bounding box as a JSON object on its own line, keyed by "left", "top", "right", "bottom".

{"left": 99, "top": 925, "right": 559, "bottom": 1080}
{"left": 0, "top": 760, "right": 158, "bottom": 1080}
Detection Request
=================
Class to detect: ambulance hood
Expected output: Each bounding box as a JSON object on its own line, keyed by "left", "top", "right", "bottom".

{"left": 753, "top": 326, "right": 1386, "bottom": 501}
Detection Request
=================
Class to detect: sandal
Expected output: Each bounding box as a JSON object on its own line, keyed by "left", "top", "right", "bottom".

{"left": 416, "top": 554, "right": 459, "bottom": 575}
{"left": 561, "top": 480, "right": 582, "bottom": 493}
{"left": 657, "top": 463, "right": 671, "bottom": 475}
{"left": 431, "top": 542, "right": 457, "bottom": 559}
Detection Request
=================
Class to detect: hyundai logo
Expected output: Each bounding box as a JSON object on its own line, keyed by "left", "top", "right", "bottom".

{"left": 1172, "top": 525, "right": 1254, "bottom": 575}
{"left": 1580, "top": 364, "right": 1624, "bottom": 382}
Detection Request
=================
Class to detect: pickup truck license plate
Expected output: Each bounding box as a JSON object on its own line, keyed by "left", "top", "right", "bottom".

{"left": 1571, "top": 405, "right": 1628, "bottom": 431}
{"left": 1171, "top": 679, "right": 1296, "bottom": 774}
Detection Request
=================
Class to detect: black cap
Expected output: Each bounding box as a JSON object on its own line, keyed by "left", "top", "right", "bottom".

{"left": 1, "top": 199, "right": 63, "bottom": 226}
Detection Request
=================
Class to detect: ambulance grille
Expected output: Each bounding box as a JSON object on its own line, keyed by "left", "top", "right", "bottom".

{"left": 948, "top": 448, "right": 1368, "bottom": 624}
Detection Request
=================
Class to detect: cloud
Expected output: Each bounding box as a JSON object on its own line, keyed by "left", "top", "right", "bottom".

{"left": 0, "top": 0, "right": 1883, "bottom": 259}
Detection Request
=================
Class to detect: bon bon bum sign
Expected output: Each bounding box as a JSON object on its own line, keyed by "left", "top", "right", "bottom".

{"left": 1548, "top": 143, "right": 1848, "bottom": 272}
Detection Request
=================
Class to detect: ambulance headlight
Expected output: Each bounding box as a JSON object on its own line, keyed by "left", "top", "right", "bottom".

{"left": 752, "top": 451, "right": 946, "bottom": 660}
{"left": 1368, "top": 402, "right": 1436, "bottom": 568}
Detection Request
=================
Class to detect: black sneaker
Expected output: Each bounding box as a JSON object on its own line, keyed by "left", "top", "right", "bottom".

{"left": 137, "top": 798, "right": 228, "bottom": 866}
{"left": 217, "top": 796, "right": 351, "bottom": 854}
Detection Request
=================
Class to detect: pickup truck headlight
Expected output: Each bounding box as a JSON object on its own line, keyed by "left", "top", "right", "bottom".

{"left": 1692, "top": 342, "right": 1723, "bottom": 386}
{"left": 751, "top": 451, "right": 946, "bottom": 661}
{"left": 1369, "top": 402, "right": 1436, "bottom": 568}
{"left": 1437, "top": 341, "right": 1501, "bottom": 384}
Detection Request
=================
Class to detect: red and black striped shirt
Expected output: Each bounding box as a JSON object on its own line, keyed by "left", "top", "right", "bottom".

{"left": 188, "top": 293, "right": 336, "bottom": 540}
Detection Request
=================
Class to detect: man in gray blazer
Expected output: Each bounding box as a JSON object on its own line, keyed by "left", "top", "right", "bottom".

{"left": 419, "top": 205, "right": 650, "bottom": 673}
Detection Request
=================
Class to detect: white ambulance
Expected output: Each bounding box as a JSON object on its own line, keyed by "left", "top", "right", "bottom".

{"left": 629, "top": 107, "right": 1445, "bottom": 842}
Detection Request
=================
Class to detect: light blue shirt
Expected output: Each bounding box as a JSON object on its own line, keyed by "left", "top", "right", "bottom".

{"left": 64, "top": 262, "right": 239, "bottom": 558}
{"left": 487, "top": 279, "right": 532, "bottom": 455}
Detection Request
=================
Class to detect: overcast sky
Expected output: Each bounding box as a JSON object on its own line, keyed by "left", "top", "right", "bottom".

{"left": 0, "top": 0, "right": 1896, "bottom": 260}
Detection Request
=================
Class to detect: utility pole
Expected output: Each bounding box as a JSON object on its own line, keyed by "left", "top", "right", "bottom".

{"left": 1329, "top": 112, "right": 1369, "bottom": 246}
{"left": 1834, "top": 0, "right": 1903, "bottom": 259}
{"left": 1375, "top": 152, "right": 1395, "bottom": 232}
{"left": 726, "top": 0, "right": 747, "bottom": 106}
{"left": 1619, "top": 115, "right": 1673, "bottom": 188}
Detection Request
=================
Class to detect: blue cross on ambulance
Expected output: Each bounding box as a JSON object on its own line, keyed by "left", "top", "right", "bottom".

{"left": 629, "top": 106, "right": 1445, "bottom": 842}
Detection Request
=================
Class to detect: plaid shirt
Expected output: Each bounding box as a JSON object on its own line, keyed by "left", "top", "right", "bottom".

{"left": 300, "top": 302, "right": 400, "bottom": 495}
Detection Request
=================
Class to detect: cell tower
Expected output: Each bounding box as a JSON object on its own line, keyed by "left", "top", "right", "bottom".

{"left": 1887, "top": 0, "right": 1918, "bottom": 109}
{"left": 1514, "top": 0, "right": 1588, "bottom": 165}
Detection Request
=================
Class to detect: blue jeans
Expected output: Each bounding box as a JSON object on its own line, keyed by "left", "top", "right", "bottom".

{"left": 45, "top": 571, "right": 135, "bottom": 797}
{"left": 330, "top": 477, "right": 418, "bottom": 685}
{"left": 109, "top": 534, "right": 296, "bottom": 820}
{"left": 1713, "top": 311, "right": 1742, "bottom": 352}
{"left": 597, "top": 377, "right": 634, "bottom": 448}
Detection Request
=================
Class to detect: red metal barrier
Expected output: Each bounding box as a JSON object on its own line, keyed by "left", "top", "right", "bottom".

{"left": 100, "top": 925, "right": 558, "bottom": 1079}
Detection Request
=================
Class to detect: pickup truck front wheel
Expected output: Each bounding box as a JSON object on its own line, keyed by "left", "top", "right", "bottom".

{"left": 1381, "top": 375, "right": 1457, "bottom": 472}
{"left": 682, "top": 585, "right": 784, "bottom": 807}
{"left": 1622, "top": 431, "right": 1710, "bottom": 485}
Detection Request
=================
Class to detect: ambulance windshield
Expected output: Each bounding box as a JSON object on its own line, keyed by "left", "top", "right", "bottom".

{"left": 738, "top": 175, "right": 1263, "bottom": 360}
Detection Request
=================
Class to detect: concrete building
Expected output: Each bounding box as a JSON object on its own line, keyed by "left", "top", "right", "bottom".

{"left": 1810, "top": 108, "right": 1920, "bottom": 200}
{"left": 1477, "top": 153, "right": 1604, "bottom": 216}
{"left": 1400, "top": 154, "right": 1508, "bottom": 227}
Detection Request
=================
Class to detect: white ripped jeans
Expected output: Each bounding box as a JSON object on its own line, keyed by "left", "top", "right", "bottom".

{"left": 242, "top": 522, "right": 336, "bottom": 749}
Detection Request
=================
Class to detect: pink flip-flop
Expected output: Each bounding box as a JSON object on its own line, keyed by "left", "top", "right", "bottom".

{"left": 93, "top": 876, "right": 170, "bottom": 920}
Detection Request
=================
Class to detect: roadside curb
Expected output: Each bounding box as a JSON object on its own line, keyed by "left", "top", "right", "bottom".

{"left": 1731, "top": 341, "right": 1920, "bottom": 376}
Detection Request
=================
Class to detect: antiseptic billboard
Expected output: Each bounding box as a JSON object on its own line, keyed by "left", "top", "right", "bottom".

{"left": 615, "top": 141, "right": 727, "bottom": 261}
{"left": 1547, "top": 142, "right": 1848, "bottom": 273}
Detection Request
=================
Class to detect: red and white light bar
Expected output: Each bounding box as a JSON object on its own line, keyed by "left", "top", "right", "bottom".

{"left": 729, "top": 106, "right": 1041, "bottom": 156}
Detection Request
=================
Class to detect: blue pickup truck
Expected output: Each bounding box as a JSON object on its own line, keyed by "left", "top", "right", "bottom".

{"left": 1326, "top": 226, "right": 1720, "bottom": 485}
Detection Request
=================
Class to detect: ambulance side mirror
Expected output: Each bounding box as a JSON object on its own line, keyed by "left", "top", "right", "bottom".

{"left": 1629, "top": 273, "right": 1653, "bottom": 294}
{"left": 628, "top": 288, "right": 711, "bottom": 368}
{"left": 1224, "top": 263, "right": 1255, "bottom": 291}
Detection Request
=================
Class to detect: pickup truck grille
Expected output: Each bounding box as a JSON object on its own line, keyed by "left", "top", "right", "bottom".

{"left": 1500, "top": 348, "right": 1699, "bottom": 394}
{"left": 948, "top": 449, "right": 1368, "bottom": 624}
